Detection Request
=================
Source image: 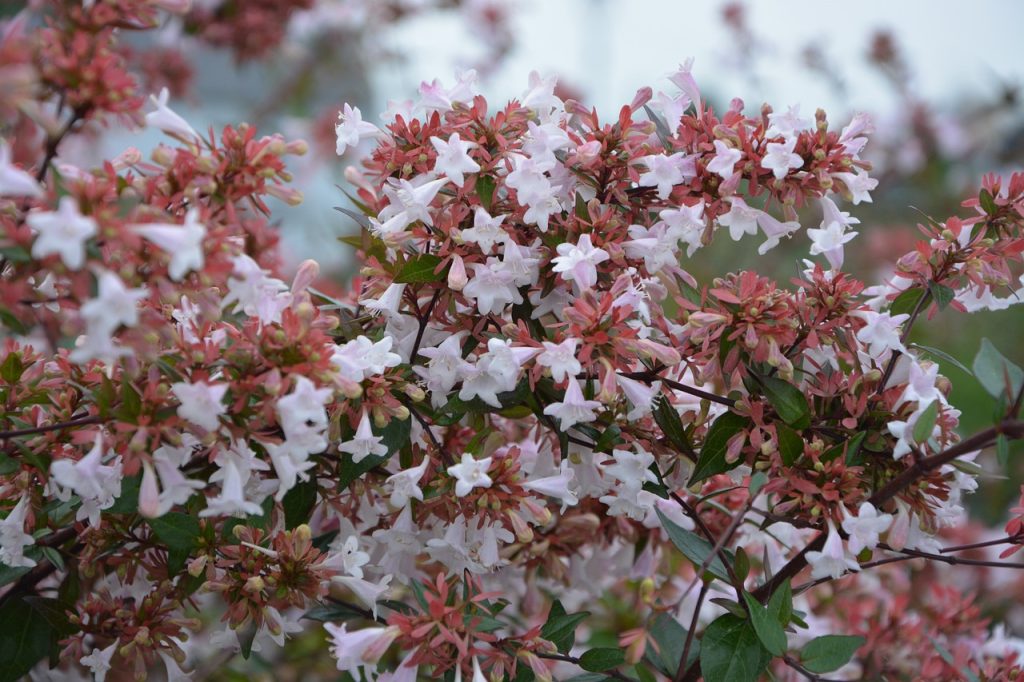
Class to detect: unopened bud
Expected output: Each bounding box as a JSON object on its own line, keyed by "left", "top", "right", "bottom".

{"left": 244, "top": 576, "right": 265, "bottom": 593}
{"left": 447, "top": 254, "right": 468, "bottom": 291}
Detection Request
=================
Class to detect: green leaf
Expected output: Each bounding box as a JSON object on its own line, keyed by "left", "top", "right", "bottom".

{"left": 690, "top": 412, "right": 750, "bottom": 484}
{"left": 578, "top": 648, "right": 625, "bottom": 672}
{"left": 928, "top": 282, "right": 955, "bottom": 311}
{"left": 910, "top": 343, "right": 973, "bottom": 377}
{"left": 107, "top": 474, "right": 141, "bottom": 514}
{"left": 929, "top": 636, "right": 981, "bottom": 682}
{"left": 282, "top": 478, "right": 318, "bottom": 529}
{"left": 766, "top": 580, "right": 793, "bottom": 627}
{"left": 742, "top": 592, "right": 787, "bottom": 656}
{"left": 648, "top": 612, "right": 692, "bottom": 675}
{"left": 0, "top": 352, "right": 24, "bottom": 384}
{"left": 643, "top": 104, "right": 675, "bottom": 146}
{"left": 799, "top": 635, "right": 864, "bottom": 674}
{"left": 760, "top": 376, "right": 810, "bottom": 430}
{"left": 699, "top": 614, "right": 771, "bottom": 682}
{"left": 656, "top": 508, "right": 732, "bottom": 581}
{"left": 148, "top": 512, "right": 200, "bottom": 551}
{"left": 0, "top": 562, "right": 32, "bottom": 588}
{"left": 776, "top": 424, "right": 804, "bottom": 467}
{"left": 302, "top": 602, "right": 368, "bottom": 623}
{"left": 0, "top": 596, "right": 59, "bottom": 681}
{"left": 540, "top": 600, "right": 589, "bottom": 654}
{"left": 238, "top": 619, "right": 258, "bottom": 659}
{"left": 115, "top": 376, "right": 143, "bottom": 423}
{"left": 973, "top": 338, "right": 1023, "bottom": 400}
{"left": 996, "top": 434, "right": 1010, "bottom": 469}
{"left": 475, "top": 175, "right": 496, "bottom": 211}
{"left": 748, "top": 471, "right": 768, "bottom": 497}
{"left": 912, "top": 401, "right": 939, "bottom": 445}
{"left": 889, "top": 287, "right": 925, "bottom": 317}
{"left": 333, "top": 205, "right": 370, "bottom": 230}
{"left": 979, "top": 188, "right": 997, "bottom": 215}
{"left": 394, "top": 254, "right": 446, "bottom": 283}
{"left": 654, "top": 397, "right": 695, "bottom": 458}
{"left": 149, "top": 512, "right": 200, "bottom": 573}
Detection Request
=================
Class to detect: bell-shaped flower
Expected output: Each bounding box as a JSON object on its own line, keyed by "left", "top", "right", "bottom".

{"left": 616, "top": 375, "right": 662, "bottom": 421}
{"left": 132, "top": 209, "right": 206, "bottom": 281}
{"left": 339, "top": 411, "right": 388, "bottom": 464}
{"left": 429, "top": 133, "right": 480, "bottom": 185}
{"left": 0, "top": 495, "right": 37, "bottom": 568}
{"left": 551, "top": 234, "right": 609, "bottom": 290}
{"left": 806, "top": 521, "right": 860, "bottom": 580}
{"left": 447, "top": 453, "right": 493, "bottom": 497}
{"left": 386, "top": 459, "right": 429, "bottom": 508}
{"left": 543, "top": 379, "right": 602, "bottom": 431}
{"left": 841, "top": 502, "right": 894, "bottom": 556}
{"left": 536, "top": 338, "right": 581, "bottom": 382}
{"left": 27, "top": 196, "right": 97, "bottom": 270}
{"left": 276, "top": 376, "right": 332, "bottom": 455}
{"left": 0, "top": 139, "right": 42, "bottom": 198}
{"left": 637, "top": 152, "right": 695, "bottom": 199}
{"left": 706, "top": 139, "right": 743, "bottom": 179}
{"left": 199, "top": 458, "right": 262, "bottom": 518}
{"left": 522, "top": 460, "right": 578, "bottom": 512}
{"left": 760, "top": 136, "right": 804, "bottom": 179}
{"left": 323, "top": 623, "right": 399, "bottom": 679}
{"left": 50, "top": 435, "right": 123, "bottom": 527}
{"left": 171, "top": 380, "right": 228, "bottom": 433}
{"left": 335, "top": 103, "right": 381, "bottom": 156}
{"left": 331, "top": 574, "right": 392, "bottom": 619}
{"left": 145, "top": 88, "right": 198, "bottom": 140}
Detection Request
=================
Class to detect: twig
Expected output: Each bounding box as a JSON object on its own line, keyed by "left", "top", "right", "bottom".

{"left": 0, "top": 414, "right": 103, "bottom": 440}
{"left": 875, "top": 288, "right": 932, "bottom": 395}
{"left": 401, "top": 398, "right": 454, "bottom": 467}
{"left": 621, "top": 370, "right": 736, "bottom": 408}
{"left": 674, "top": 581, "right": 708, "bottom": 682}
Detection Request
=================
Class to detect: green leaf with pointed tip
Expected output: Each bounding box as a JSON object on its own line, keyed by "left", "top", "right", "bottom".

{"left": 889, "top": 287, "right": 925, "bottom": 317}
{"left": 690, "top": 412, "right": 750, "bottom": 484}
{"left": 742, "top": 592, "right": 787, "bottom": 656}
{"left": 654, "top": 396, "right": 696, "bottom": 458}
{"left": 699, "top": 614, "right": 771, "bottom": 682}
{"left": 799, "top": 635, "right": 864, "bottom": 674}
{"left": 767, "top": 580, "right": 793, "bottom": 627}
{"left": 656, "top": 508, "right": 732, "bottom": 581}
{"left": 776, "top": 423, "right": 804, "bottom": 467}
{"left": 475, "top": 175, "right": 496, "bottom": 211}
{"left": 282, "top": 478, "right": 318, "bottom": 529}
{"left": 760, "top": 376, "right": 811, "bottom": 430}
{"left": 973, "top": 338, "right": 1023, "bottom": 400}
{"left": 912, "top": 401, "right": 939, "bottom": 445}
{"left": 541, "top": 600, "right": 589, "bottom": 654}
{"left": 0, "top": 352, "right": 24, "bottom": 384}
{"left": 910, "top": 343, "right": 973, "bottom": 377}
{"left": 928, "top": 282, "right": 955, "bottom": 311}
{"left": 578, "top": 648, "right": 625, "bottom": 672}
{"left": 394, "top": 254, "right": 446, "bottom": 283}
{"left": 0, "top": 596, "right": 60, "bottom": 681}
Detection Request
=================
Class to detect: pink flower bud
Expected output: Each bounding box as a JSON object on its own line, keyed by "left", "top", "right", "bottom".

{"left": 447, "top": 254, "right": 468, "bottom": 291}
{"left": 291, "top": 259, "right": 320, "bottom": 296}
{"left": 138, "top": 462, "right": 161, "bottom": 518}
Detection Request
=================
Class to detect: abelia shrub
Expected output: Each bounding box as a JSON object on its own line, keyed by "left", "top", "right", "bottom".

{"left": 2, "top": 3, "right": 1024, "bottom": 682}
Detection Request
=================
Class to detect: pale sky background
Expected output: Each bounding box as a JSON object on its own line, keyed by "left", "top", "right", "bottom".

{"left": 378, "top": 0, "right": 1024, "bottom": 119}
{"left": 119, "top": 0, "right": 1024, "bottom": 270}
